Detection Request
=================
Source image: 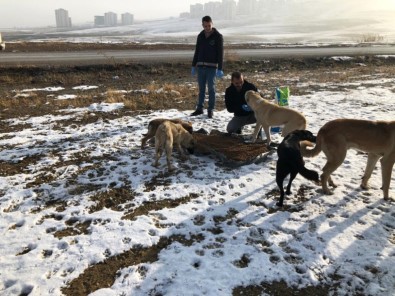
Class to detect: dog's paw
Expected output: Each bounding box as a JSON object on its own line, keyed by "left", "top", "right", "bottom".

{"left": 360, "top": 183, "right": 369, "bottom": 190}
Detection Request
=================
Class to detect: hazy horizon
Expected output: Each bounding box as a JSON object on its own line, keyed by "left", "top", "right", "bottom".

{"left": 0, "top": 0, "right": 199, "bottom": 28}
{"left": 1, "top": 0, "right": 395, "bottom": 29}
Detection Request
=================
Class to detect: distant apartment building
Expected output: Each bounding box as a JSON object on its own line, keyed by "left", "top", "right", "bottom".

{"left": 237, "top": 0, "right": 256, "bottom": 15}
{"left": 188, "top": 0, "right": 237, "bottom": 20}
{"left": 94, "top": 16, "right": 105, "bottom": 27}
{"left": 222, "top": 0, "right": 237, "bottom": 20}
{"left": 190, "top": 3, "right": 204, "bottom": 18}
{"left": 55, "top": 8, "right": 72, "bottom": 28}
{"left": 104, "top": 12, "right": 118, "bottom": 26}
{"left": 204, "top": 1, "right": 222, "bottom": 19}
{"left": 121, "top": 13, "right": 134, "bottom": 25}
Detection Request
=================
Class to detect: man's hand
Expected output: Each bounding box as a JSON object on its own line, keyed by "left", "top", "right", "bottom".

{"left": 216, "top": 69, "right": 224, "bottom": 78}
{"left": 242, "top": 104, "right": 252, "bottom": 112}
{"left": 191, "top": 67, "right": 196, "bottom": 76}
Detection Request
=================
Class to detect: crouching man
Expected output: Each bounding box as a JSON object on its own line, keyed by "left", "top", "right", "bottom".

{"left": 225, "top": 71, "right": 258, "bottom": 134}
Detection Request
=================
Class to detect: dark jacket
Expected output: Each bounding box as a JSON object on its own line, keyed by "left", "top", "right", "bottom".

{"left": 192, "top": 28, "right": 223, "bottom": 70}
{"left": 225, "top": 80, "right": 258, "bottom": 116}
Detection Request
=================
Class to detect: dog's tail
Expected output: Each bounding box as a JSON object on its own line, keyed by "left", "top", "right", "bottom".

{"left": 300, "top": 135, "right": 322, "bottom": 158}
{"left": 298, "top": 166, "right": 319, "bottom": 182}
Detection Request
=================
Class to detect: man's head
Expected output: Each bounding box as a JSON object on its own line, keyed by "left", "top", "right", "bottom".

{"left": 231, "top": 71, "right": 244, "bottom": 92}
{"left": 202, "top": 16, "right": 213, "bottom": 33}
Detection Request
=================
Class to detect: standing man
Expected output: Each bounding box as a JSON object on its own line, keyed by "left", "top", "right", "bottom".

{"left": 191, "top": 15, "right": 224, "bottom": 119}
{"left": 225, "top": 71, "right": 258, "bottom": 134}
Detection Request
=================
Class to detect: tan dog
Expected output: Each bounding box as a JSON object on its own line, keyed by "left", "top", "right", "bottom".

{"left": 245, "top": 90, "right": 307, "bottom": 145}
{"left": 153, "top": 121, "right": 195, "bottom": 172}
{"left": 141, "top": 118, "right": 193, "bottom": 149}
{"left": 302, "top": 119, "right": 395, "bottom": 200}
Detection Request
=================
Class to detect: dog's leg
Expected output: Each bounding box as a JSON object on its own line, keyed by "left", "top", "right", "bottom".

{"left": 251, "top": 122, "right": 262, "bottom": 142}
{"left": 321, "top": 147, "right": 346, "bottom": 194}
{"left": 361, "top": 153, "right": 381, "bottom": 190}
{"left": 281, "top": 126, "right": 292, "bottom": 138}
{"left": 276, "top": 162, "right": 289, "bottom": 207}
{"left": 380, "top": 154, "right": 395, "bottom": 200}
{"left": 176, "top": 143, "right": 188, "bottom": 160}
{"left": 165, "top": 142, "right": 174, "bottom": 172}
{"left": 141, "top": 135, "right": 150, "bottom": 149}
{"left": 153, "top": 144, "right": 161, "bottom": 167}
{"left": 262, "top": 125, "right": 271, "bottom": 145}
{"left": 286, "top": 170, "right": 298, "bottom": 195}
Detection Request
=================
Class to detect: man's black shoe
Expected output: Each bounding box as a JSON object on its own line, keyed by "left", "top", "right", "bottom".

{"left": 208, "top": 110, "right": 213, "bottom": 118}
{"left": 191, "top": 109, "right": 203, "bottom": 116}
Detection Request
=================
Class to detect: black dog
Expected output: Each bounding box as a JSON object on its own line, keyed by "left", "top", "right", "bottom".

{"left": 276, "top": 130, "right": 319, "bottom": 207}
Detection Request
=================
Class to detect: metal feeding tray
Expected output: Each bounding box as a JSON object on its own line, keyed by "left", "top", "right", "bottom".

{"left": 193, "top": 130, "right": 274, "bottom": 167}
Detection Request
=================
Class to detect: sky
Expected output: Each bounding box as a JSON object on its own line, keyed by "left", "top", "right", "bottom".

{"left": 1, "top": 0, "right": 395, "bottom": 29}
{"left": 1, "top": 56, "right": 395, "bottom": 295}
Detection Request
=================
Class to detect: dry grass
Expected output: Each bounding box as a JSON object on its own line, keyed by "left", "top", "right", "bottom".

{"left": 1, "top": 56, "right": 395, "bottom": 122}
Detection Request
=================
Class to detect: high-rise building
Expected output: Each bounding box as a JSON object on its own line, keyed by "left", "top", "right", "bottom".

{"left": 237, "top": 0, "right": 256, "bottom": 15}
{"left": 222, "top": 0, "right": 237, "bottom": 20}
{"left": 190, "top": 3, "right": 204, "bottom": 19}
{"left": 55, "top": 8, "right": 72, "bottom": 28}
{"left": 121, "top": 13, "right": 134, "bottom": 25}
{"left": 204, "top": 1, "right": 222, "bottom": 19}
{"left": 104, "top": 12, "right": 118, "bottom": 26}
{"left": 94, "top": 16, "right": 105, "bottom": 27}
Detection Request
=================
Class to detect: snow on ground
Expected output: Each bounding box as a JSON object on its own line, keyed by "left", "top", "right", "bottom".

{"left": 1, "top": 71, "right": 395, "bottom": 296}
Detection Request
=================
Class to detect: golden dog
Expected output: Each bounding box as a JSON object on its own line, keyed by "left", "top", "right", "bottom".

{"left": 141, "top": 118, "right": 193, "bottom": 149}
{"left": 245, "top": 90, "right": 307, "bottom": 145}
{"left": 302, "top": 119, "right": 395, "bottom": 200}
{"left": 153, "top": 121, "right": 195, "bottom": 172}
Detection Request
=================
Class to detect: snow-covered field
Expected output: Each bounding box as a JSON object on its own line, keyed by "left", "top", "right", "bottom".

{"left": 3, "top": 11, "right": 395, "bottom": 45}
{"left": 1, "top": 66, "right": 395, "bottom": 295}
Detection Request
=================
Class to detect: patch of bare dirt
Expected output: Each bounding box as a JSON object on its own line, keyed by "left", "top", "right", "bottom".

{"left": 61, "top": 234, "right": 205, "bottom": 296}
{"left": 233, "top": 280, "right": 331, "bottom": 296}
